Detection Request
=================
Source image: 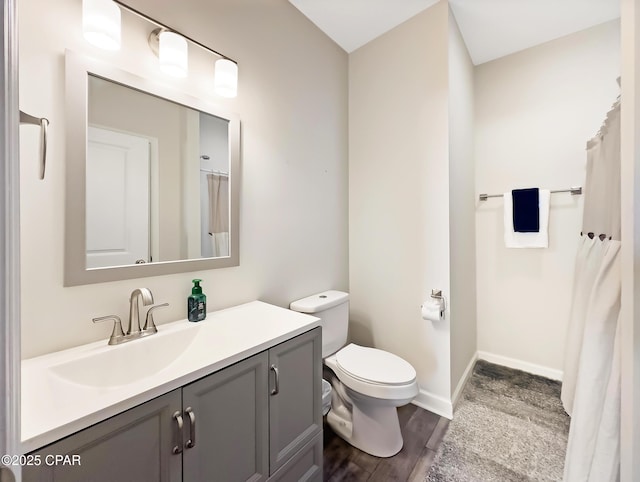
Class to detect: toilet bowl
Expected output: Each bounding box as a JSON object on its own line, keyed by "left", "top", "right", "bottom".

{"left": 322, "top": 379, "right": 332, "bottom": 416}
{"left": 290, "top": 291, "right": 419, "bottom": 458}
{"left": 324, "top": 343, "right": 418, "bottom": 457}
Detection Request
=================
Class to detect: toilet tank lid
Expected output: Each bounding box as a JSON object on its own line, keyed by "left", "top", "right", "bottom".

{"left": 290, "top": 290, "right": 349, "bottom": 313}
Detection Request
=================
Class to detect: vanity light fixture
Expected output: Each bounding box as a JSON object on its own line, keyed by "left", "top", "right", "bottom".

{"left": 82, "top": 0, "right": 239, "bottom": 96}
{"left": 82, "top": 0, "right": 121, "bottom": 51}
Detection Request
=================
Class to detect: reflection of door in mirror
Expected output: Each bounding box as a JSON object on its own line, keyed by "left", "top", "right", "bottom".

{"left": 86, "top": 127, "right": 151, "bottom": 268}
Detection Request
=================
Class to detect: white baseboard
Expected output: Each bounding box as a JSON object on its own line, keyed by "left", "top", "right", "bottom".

{"left": 412, "top": 389, "right": 453, "bottom": 420}
{"left": 452, "top": 352, "right": 478, "bottom": 409}
{"left": 410, "top": 352, "right": 561, "bottom": 421}
{"left": 477, "top": 351, "right": 563, "bottom": 381}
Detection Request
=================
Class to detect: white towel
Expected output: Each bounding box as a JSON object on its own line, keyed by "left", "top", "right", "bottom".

{"left": 504, "top": 189, "right": 550, "bottom": 248}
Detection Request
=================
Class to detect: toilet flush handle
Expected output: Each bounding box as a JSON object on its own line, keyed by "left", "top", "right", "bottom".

{"left": 270, "top": 365, "right": 280, "bottom": 395}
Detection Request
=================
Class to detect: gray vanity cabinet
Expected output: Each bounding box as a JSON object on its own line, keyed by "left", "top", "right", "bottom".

{"left": 182, "top": 351, "right": 270, "bottom": 482}
{"left": 268, "top": 328, "right": 322, "bottom": 476}
{"left": 24, "top": 327, "right": 321, "bottom": 482}
{"left": 24, "top": 388, "right": 183, "bottom": 482}
{"left": 181, "top": 327, "right": 322, "bottom": 482}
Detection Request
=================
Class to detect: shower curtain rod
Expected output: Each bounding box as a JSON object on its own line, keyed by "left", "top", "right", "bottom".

{"left": 479, "top": 186, "right": 582, "bottom": 201}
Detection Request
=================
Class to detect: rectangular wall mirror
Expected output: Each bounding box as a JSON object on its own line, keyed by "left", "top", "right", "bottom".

{"left": 65, "top": 51, "right": 240, "bottom": 286}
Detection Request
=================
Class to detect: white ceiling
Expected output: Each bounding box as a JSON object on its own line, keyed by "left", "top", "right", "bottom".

{"left": 288, "top": 0, "right": 620, "bottom": 65}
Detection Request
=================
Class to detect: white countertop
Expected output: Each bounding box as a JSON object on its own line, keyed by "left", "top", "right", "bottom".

{"left": 21, "top": 301, "right": 319, "bottom": 453}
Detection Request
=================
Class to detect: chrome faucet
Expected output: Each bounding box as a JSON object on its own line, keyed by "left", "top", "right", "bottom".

{"left": 93, "top": 288, "right": 169, "bottom": 345}
{"left": 128, "top": 288, "right": 154, "bottom": 335}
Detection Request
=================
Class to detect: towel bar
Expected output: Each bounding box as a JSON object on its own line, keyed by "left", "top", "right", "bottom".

{"left": 479, "top": 186, "right": 582, "bottom": 202}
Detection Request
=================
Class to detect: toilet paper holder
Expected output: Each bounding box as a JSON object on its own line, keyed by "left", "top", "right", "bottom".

{"left": 425, "top": 289, "right": 446, "bottom": 319}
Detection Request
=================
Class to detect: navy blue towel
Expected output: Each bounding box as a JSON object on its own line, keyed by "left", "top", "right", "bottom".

{"left": 512, "top": 188, "right": 540, "bottom": 232}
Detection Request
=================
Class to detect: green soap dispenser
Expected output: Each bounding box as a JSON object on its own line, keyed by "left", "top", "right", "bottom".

{"left": 187, "top": 279, "right": 207, "bottom": 322}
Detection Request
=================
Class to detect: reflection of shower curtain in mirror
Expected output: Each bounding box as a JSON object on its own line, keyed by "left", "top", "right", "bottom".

{"left": 207, "top": 173, "right": 229, "bottom": 257}
{"left": 562, "top": 98, "right": 621, "bottom": 482}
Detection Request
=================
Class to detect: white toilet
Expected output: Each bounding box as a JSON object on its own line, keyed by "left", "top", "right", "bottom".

{"left": 290, "top": 290, "right": 418, "bottom": 457}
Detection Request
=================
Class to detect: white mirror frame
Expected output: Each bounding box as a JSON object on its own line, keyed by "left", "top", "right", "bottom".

{"left": 64, "top": 50, "right": 240, "bottom": 286}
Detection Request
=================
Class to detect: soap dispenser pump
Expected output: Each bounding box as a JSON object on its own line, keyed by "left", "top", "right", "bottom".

{"left": 187, "top": 279, "right": 206, "bottom": 322}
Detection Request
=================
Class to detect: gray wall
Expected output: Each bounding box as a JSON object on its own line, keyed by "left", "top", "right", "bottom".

{"left": 349, "top": 2, "right": 454, "bottom": 415}
{"left": 475, "top": 20, "right": 620, "bottom": 377}
{"left": 448, "top": 9, "right": 477, "bottom": 401}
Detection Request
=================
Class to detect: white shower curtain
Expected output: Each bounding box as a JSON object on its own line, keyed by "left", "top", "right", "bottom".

{"left": 207, "top": 173, "right": 230, "bottom": 257}
{"left": 561, "top": 100, "right": 621, "bottom": 482}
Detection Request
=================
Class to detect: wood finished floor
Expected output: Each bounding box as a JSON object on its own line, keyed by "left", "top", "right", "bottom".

{"left": 323, "top": 404, "right": 449, "bottom": 481}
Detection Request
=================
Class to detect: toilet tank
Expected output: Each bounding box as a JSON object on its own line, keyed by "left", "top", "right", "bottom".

{"left": 290, "top": 290, "right": 349, "bottom": 358}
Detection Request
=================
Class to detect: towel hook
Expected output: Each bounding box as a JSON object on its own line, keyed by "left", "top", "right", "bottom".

{"left": 19, "top": 110, "right": 49, "bottom": 180}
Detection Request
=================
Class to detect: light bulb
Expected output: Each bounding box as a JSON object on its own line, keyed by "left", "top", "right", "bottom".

{"left": 83, "top": 0, "right": 121, "bottom": 51}
{"left": 159, "top": 31, "right": 188, "bottom": 78}
{"left": 214, "top": 59, "right": 238, "bottom": 98}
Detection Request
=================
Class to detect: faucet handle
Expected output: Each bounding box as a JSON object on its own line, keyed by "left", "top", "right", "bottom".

{"left": 143, "top": 303, "right": 169, "bottom": 333}
{"left": 92, "top": 315, "right": 125, "bottom": 345}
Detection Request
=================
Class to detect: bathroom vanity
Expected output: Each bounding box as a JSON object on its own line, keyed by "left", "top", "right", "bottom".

{"left": 21, "top": 302, "right": 322, "bottom": 482}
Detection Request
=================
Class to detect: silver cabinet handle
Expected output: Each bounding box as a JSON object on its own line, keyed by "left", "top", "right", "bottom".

{"left": 270, "top": 365, "right": 279, "bottom": 395}
{"left": 172, "top": 411, "right": 184, "bottom": 454}
{"left": 184, "top": 407, "right": 196, "bottom": 449}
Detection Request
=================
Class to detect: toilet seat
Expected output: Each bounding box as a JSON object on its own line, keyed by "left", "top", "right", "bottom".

{"left": 325, "top": 344, "right": 419, "bottom": 401}
{"left": 336, "top": 344, "right": 416, "bottom": 385}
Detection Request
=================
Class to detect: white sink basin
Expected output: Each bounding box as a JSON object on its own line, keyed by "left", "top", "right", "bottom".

{"left": 22, "top": 301, "right": 321, "bottom": 453}
{"left": 49, "top": 325, "right": 200, "bottom": 388}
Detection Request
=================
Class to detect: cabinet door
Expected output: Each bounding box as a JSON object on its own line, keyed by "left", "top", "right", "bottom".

{"left": 182, "top": 351, "right": 269, "bottom": 482}
{"left": 268, "top": 327, "right": 322, "bottom": 474}
{"left": 24, "top": 389, "right": 182, "bottom": 482}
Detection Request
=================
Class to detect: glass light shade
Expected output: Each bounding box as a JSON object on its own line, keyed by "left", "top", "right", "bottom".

{"left": 158, "top": 31, "right": 188, "bottom": 78}
{"left": 214, "top": 59, "right": 238, "bottom": 98}
{"left": 82, "top": 0, "right": 121, "bottom": 51}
